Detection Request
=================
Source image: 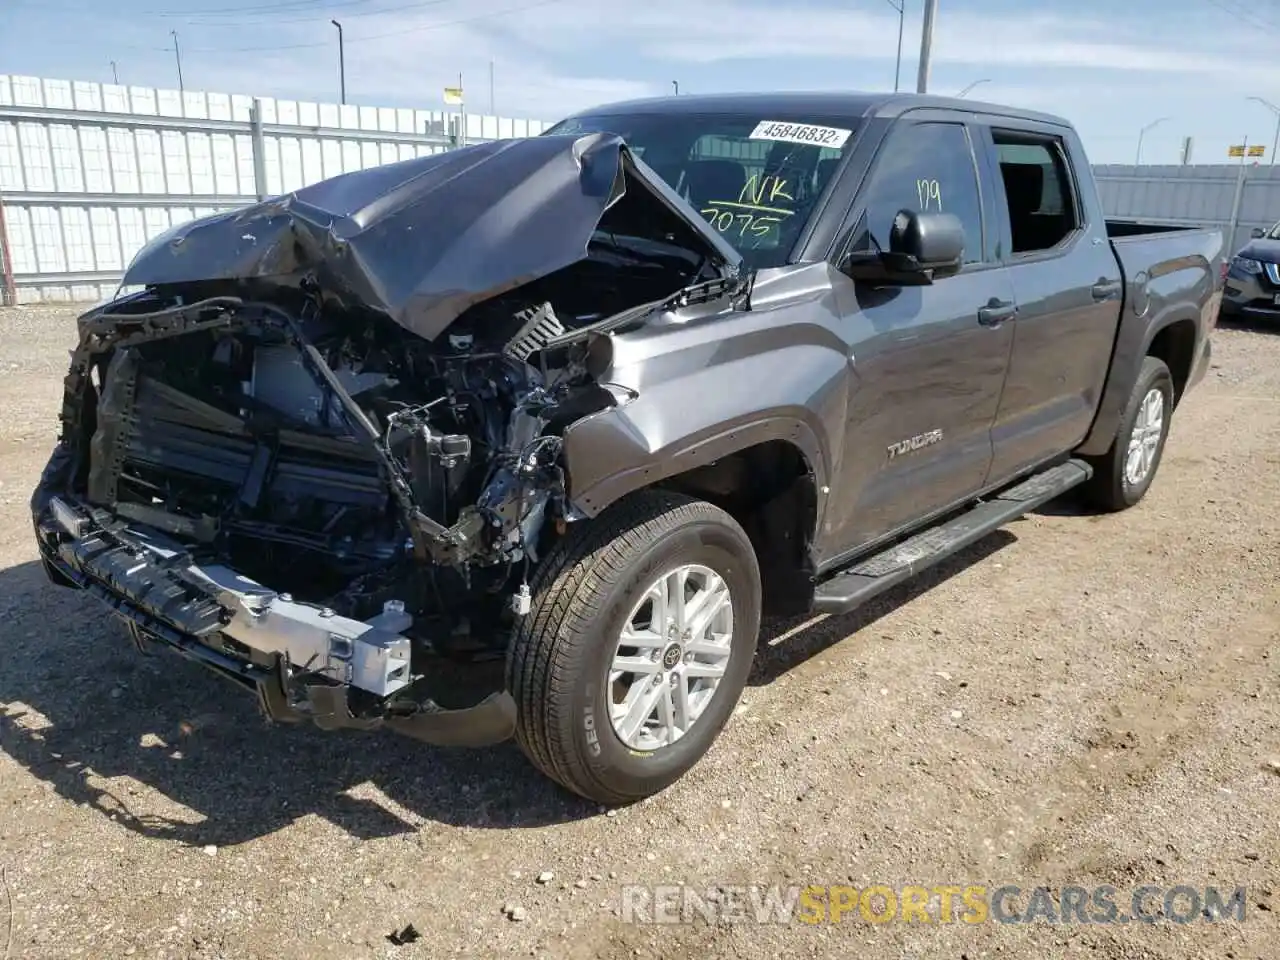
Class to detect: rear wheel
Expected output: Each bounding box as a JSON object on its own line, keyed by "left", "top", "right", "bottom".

{"left": 506, "top": 490, "right": 761, "bottom": 805}
{"left": 1082, "top": 355, "right": 1174, "bottom": 511}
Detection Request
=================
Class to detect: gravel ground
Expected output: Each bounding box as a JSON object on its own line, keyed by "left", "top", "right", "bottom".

{"left": 0, "top": 305, "right": 1278, "bottom": 960}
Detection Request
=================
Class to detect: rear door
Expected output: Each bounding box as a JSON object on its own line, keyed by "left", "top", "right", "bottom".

{"left": 824, "top": 116, "right": 1017, "bottom": 556}
{"left": 975, "top": 123, "right": 1122, "bottom": 482}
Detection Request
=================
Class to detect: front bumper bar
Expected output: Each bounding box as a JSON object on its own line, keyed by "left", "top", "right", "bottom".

{"left": 35, "top": 496, "right": 516, "bottom": 748}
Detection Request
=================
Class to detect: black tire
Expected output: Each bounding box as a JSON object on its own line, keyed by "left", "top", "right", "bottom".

{"left": 1082, "top": 355, "right": 1175, "bottom": 511}
{"left": 505, "top": 489, "right": 761, "bottom": 805}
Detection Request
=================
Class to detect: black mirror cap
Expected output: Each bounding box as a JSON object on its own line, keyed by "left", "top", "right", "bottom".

{"left": 889, "top": 209, "right": 965, "bottom": 276}
{"left": 838, "top": 209, "right": 966, "bottom": 285}
{"left": 1251, "top": 227, "right": 1266, "bottom": 239}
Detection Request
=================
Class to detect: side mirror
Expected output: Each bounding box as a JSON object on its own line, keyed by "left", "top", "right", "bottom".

{"left": 841, "top": 209, "right": 966, "bottom": 285}
{"left": 1251, "top": 227, "right": 1266, "bottom": 239}
{"left": 885, "top": 209, "right": 965, "bottom": 278}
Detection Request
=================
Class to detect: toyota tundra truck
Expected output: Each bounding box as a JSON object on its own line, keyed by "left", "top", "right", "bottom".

{"left": 29, "top": 92, "right": 1224, "bottom": 805}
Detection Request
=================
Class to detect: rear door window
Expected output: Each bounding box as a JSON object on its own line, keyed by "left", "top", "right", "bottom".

{"left": 990, "top": 135, "right": 1081, "bottom": 255}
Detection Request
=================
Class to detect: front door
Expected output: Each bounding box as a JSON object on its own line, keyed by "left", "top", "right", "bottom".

{"left": 823, "top": 118, "right": 1016, "bottom": 562}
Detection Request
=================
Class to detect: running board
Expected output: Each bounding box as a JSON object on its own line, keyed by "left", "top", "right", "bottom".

{"left": 812, "top": 459, "right": 1092, "bottom": 615}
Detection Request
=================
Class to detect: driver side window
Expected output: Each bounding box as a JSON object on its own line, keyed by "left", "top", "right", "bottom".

{"left": 850, "top": 121, "right": 985, "bottom": 266}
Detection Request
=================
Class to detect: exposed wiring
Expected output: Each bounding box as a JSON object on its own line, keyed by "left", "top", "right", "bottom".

{"left": 518, "top": 434, "right": 561, "bottom": 470}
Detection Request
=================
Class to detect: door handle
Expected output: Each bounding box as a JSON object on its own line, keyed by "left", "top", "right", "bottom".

{"left": 977, "top": 298, "right": 1016, "bottom": 326}
{"left": 1091, "top": 279, "right": 1122, "bottom": 301}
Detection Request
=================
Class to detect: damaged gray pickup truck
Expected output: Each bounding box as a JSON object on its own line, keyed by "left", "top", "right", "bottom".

{"left": 30, "top": 93, "right": 1223, "bottom": 804}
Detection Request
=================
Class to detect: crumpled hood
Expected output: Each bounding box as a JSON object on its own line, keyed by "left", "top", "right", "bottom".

{"left": 1237, "top": 237, "right": 1280, "bottom": 263}
{"left": 120, "top": 132, "right": 743, "bottom": 341}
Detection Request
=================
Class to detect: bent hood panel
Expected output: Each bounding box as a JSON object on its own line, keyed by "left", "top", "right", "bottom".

{"left": 121, "top": 132, "right": 743, "bottom": 341}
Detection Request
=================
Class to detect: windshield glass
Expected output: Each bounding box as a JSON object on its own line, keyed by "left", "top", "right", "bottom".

{"left": 1268, "top": 222, "right": 1280, "bottom": 239}
{"left": 544, "top": 111, "right": 861, "bottom": 268}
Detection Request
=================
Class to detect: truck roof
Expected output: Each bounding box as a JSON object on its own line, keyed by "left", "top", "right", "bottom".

{"left": 562, "top": 91, "right": 1070, "bottom": 130}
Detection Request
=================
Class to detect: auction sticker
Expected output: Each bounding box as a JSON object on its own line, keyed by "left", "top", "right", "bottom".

{"left": 748, "top": 120, "right": 852, "bottom": 148}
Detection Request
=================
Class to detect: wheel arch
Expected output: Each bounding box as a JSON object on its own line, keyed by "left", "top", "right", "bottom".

{"left": 1145, "top": 316, "right": 1198, "bottom": 406}
{"left": 1076, "top": 304, "right": 1204, "bottom": 457}
{"left": 561, "top": 412, "right": 827, "bottom": 618}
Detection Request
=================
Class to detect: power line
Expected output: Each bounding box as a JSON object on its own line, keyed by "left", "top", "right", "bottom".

{"left": 1200, "top": 0, "right": 1280, "bottom": 33}
{"left": 180, "top": 0, "right": 570, "bottom": 53}
{"left": 178, "top": 0, "right": 459, "bottom": 28}
{"left": 4, "top": 0, "right": 376, "bottom": 14}
{"left": 143, "top": 0, "right": 378, "bottom": 17}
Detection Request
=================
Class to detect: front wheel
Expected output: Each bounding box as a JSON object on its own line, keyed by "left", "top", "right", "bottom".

{"left": 505, "top": 490, "right": 761, "bottom": 805}
{"left": 1082, "top": 355, "right": 1175, "bottom": 511}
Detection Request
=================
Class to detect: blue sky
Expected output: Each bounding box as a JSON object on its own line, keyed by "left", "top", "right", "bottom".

{"left": 3, "top": 0, "right": 1280, "bottom": 164}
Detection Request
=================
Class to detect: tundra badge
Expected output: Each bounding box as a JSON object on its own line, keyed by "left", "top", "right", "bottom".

{"left": 887, "top": 429, "right": 943, "bottom": 460}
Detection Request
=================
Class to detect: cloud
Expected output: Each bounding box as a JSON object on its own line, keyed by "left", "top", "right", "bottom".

{"left": 7, "top": 0, "right": 1278, "bottom": 157}
{"left": 502, "top": 0, "right": 1280, "bottom": 85}
{"left": 162, "top": 6, "right": 662, "bottom": 119}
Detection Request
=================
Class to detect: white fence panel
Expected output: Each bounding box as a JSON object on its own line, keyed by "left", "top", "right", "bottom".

{"left": 0, "top": 73, "right": 553, "bottom": 304}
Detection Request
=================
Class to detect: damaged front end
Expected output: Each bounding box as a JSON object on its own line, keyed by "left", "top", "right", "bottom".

{"left": 30, "top": 132, "right": 746, "bottom": 746}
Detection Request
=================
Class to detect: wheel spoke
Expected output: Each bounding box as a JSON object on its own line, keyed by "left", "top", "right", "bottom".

{"left": 618, "top": 628, "right": 665, "bottom": 650}
{"left": 672, "top": 673, "right": 692, "bottom": 731}
{"left": 647, "top": 578, "right": 669, "bottom": 633}
{"left": 658, "top": 683, "right": 678, "bottom": 744}
{"left": 685, "top": 575, "right": 730, "bottom": 640}
{"left": 615, "top": 680, "right": 665, "bottom": 742}
{"left": 686, "top": 637, "right": 731, "bottom": 657}
{"left": 682, "top": 659, "right": 728, "bottom": 680}
{"left": 666, "top": 568, "right": 688, "bottom": 633}
{"left": 611, "top": 654, "right": 659, "bottom": 675}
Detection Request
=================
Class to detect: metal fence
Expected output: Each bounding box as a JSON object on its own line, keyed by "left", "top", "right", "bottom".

{"left": 7, "top": 72, "right": 1280, "bottom": 306}
{"left": 1095, "top": 163, "right": 1280, "bottom": 253}
{"left": 0, "top": 74, "right": 552, "bottom": 304}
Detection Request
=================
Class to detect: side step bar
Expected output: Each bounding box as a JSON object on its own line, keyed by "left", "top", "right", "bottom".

{"left": 812, "top": 459, "right": 1092, "bottom": 615}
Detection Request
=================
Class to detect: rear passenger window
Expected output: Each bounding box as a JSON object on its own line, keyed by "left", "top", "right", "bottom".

{"left": 851, "top": 122, "right": 985, "bottom": 266}
{"left": 992, "top": 135, "right": 1080, "bottom": 255}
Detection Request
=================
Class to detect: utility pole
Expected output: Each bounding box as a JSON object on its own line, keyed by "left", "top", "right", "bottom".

{"left": 110, "top": 60, "right": 119, "bottom": 85}
{"left": 916, "top": 0, "right": 938, "bottom": 94}
{"left": 458, "top": 72, "right": 466, "bottom": 147}
{"left": 330, "top": 20, "right": 346, "bottom": 104}
{"left": 1135, "top": 116, "right": 1169, "bottom": 166}
{"left": 489, "top": 60, "right": 495, "bottom": 115}
{"left": 1227, "top": 135, "right": 1249, "bottom": 248}
{"left": 1247, "top": 96, "right": 1280, "bottom": 167}
{"left": 672, "top": 80, "right": 679, "bottom": 95}
{"left": 885, "top": 0, "right": 904, "bottom": 92}
{"left": 170, "top": 31, "right": 184, "bottom": 93}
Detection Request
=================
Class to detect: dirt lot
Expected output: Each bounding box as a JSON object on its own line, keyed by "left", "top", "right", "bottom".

{"left": 0, "top": 305, "right": 1277, "bottom": 960}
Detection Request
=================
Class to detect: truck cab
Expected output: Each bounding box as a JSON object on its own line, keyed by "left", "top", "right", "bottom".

{"left": 547, "top": 94, "right": 1220, "bottom": 576}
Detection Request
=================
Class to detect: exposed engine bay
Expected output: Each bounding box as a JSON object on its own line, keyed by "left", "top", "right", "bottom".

{"left": 77, "top": 293, "right": 604, "bottom": 640}
{"left": 31, "top": 132, "right": 748, "bottom": 743}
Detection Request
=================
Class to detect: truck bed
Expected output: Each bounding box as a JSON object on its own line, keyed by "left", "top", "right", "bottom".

{"left": 1073, "top": 221, "right": 1224, "bottom": 460}
{"left": 1105, "top": 219, "right": 1219, "bottom": 240}
{"left": 1106, "top": 222, "right": 1224, "bottom": 291}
